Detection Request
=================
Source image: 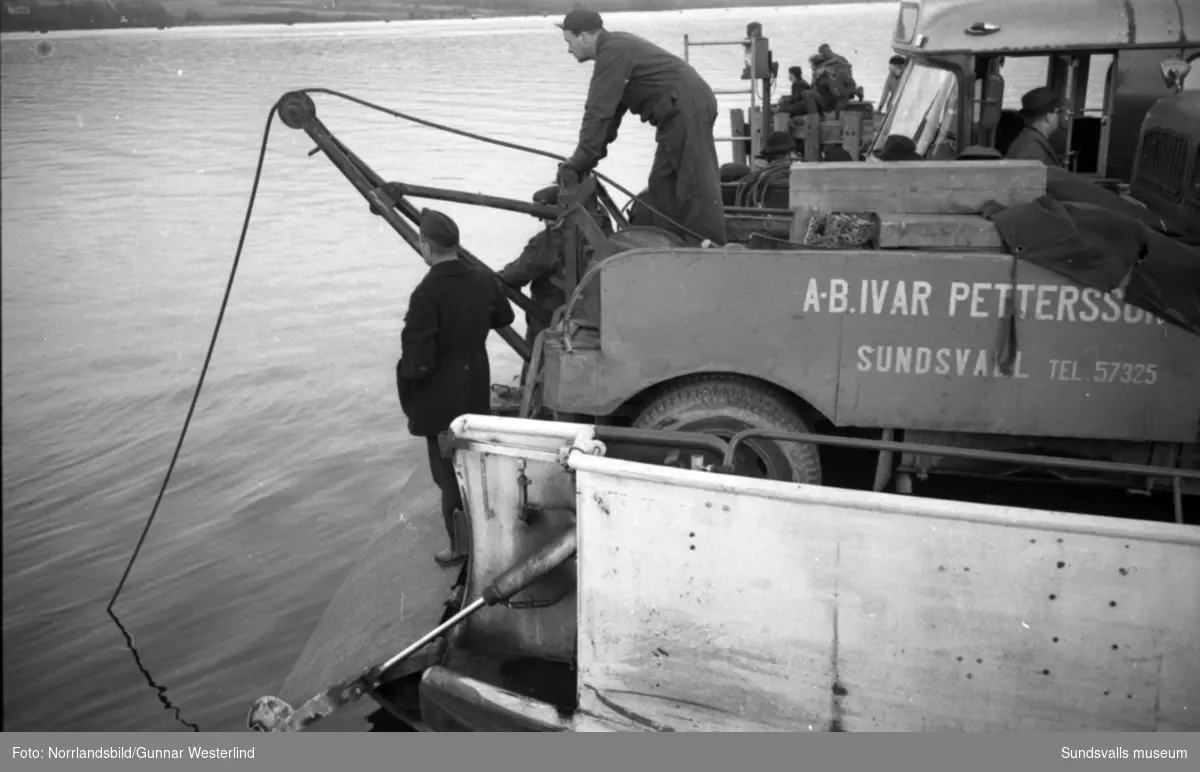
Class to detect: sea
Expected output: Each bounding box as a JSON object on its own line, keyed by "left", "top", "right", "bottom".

{"left": 1, "top": 3, "right": 1063, "bottom": 732}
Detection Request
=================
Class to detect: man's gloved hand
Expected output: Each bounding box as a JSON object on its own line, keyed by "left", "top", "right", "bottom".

{"left": 556, "top": 162, "right": 581, "bottom": 189}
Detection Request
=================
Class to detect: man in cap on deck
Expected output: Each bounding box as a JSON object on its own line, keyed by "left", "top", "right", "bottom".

{"left": 497, "top": 184, "right": 613, "bottom": 383}
{"left": 397, "top": 208, "right": 515, "bottom": 567}
{"left": 751, "top": 131, "right": 798, "bottom": 169}
{"left": 555, "top": 7, "right": 727, "bottom": 247}
{"left": 1005, "top": 86, "right": 1066, "bottom": 167}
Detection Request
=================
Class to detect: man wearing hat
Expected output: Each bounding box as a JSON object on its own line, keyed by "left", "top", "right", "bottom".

{"left": 398, "top": 208, "right": 516, "bottom": 566}
{"left": 874, "top": 134, "right": 923, "bottom": 162}
{"left": 752, "top": 131, "right": 798, "bottom": 170}
{"left": 497, "top": 184, "right": 613, "bottom": 383}
{"left": 1005, "top": 86, "right": 1066, "bottom": 167}
{"left": 555, "top": 7, "right": 727, "bottom": 247}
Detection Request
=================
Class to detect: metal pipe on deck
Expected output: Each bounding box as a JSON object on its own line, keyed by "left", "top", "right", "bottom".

{"left": 719, "top": 429, "right": 1200, "bottom": 523}
{"left": 688, "top": 39, "right": 751, "bottom": 46}
{"left": 721, "top": 430, "right": 1200, "bottom": 484}
{"left": 723, "top": 206, "right": 792, "bottom": 216}
{"left": 381, "top": 182, "right": 564, "bottom": 221}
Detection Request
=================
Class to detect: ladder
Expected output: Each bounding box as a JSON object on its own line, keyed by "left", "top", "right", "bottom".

{"left": 683, "top": 33, "right": 774, "bottom": 163}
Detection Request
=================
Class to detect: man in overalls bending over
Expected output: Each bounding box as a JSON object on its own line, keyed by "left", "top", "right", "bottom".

{"left": 556, "top": 8, "right": 727, "bottom": 247}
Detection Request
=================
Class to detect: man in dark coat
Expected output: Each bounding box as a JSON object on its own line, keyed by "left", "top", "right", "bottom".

{"left": 556, "top": 8, "right": 727, "bottom": 247}
{"left": 398, "top": 209, "right": 515, "bottom": 566}
{"left": 1006, "top": 86, "right": 1066, "bottom": 167}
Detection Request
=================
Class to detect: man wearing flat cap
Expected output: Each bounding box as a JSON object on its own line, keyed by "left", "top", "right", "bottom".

{"left": 1005, "top": 86, "right": 1066, "bottom": 167}
{"left": 556, "top": 7, "right": 727, "bottom": 247}
{"left": 497, "top": 184, "right": 612, "bottom": 384}
{"left": 398, "top": 208, "right": 515, "bottom": 566}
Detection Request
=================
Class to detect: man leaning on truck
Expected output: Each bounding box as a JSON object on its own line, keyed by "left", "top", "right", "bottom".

{"left": 556, "top": 7, "right": 727, "bottom": 247}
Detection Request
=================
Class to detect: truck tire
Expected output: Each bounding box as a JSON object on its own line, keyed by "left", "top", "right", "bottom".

{"left": 632, "top": 376, "right": 823, "bottom": 484}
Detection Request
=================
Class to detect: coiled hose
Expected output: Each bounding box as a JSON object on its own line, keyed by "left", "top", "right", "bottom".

{"left": 732, "top": 159, "right": 792, "bottom": 208}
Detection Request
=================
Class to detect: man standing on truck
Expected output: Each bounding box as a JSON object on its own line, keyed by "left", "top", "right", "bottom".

{"left": 1005, "top": 86, "right": 1066, "bottom": 167}
{"left": 877, "top": 55, "right": 906, "bottom": 115}
{"left": 556, "top": 8, "right": 727, "bottom": 247}
{"left": 397, "top": 209, "right": 515, "bottom": 567}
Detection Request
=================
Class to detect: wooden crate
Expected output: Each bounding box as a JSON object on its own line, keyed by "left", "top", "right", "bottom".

{"left": 768, "top": 110, "right": 876, "bottom": 162}
{"left": 791, "top": 111, "right": 876, "bottom": 161}
{"left": 875, "top": 213, "right": 1004, "bottom": 249}
{"left": 789, "top": 160, "right": 1047, "bottom": 243}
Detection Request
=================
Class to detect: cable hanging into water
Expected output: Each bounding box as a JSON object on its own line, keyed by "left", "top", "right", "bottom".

{"left": 106, "top": 99, "right": 280, "bottom": 733}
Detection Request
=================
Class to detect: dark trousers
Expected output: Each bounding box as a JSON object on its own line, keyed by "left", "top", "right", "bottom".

{"left": 647, "top": 94, "right": 728, "bottom": 247}
{"left": 804, "top": 90, "right": 836, "bottom": 115}
{"left": 426, "top": 435, "right": 463, "bottom": 549}
{"left": 778, "top": 94, "right": 809, "bottom": 116}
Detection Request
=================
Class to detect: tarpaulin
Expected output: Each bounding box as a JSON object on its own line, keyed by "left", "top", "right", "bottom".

{"left": 982, "top": 170, "right": 1200, "bottom": 338}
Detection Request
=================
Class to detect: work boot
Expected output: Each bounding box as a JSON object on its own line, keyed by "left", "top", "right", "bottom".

{"left": 434, "top": 508, "right": 469, "bottom": 567}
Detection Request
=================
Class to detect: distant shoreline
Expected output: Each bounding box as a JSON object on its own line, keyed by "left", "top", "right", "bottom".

{"left": 1, "top": 1, "right": 896, "bottom": 35}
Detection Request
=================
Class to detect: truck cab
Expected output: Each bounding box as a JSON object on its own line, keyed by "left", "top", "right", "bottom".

{"left": 872, "top": 0, "right": 1199, "bottom": 184}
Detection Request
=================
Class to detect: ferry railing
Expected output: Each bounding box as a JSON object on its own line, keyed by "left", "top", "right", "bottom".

{"left": 684, "top": 34, "right": 772, "bottom": 161}
{"left": 715, "top": 429, "right": 1197, "bottom": 525}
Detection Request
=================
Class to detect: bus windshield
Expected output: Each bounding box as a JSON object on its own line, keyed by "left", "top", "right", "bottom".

{"left": 871, "top": 62, "right": 961, "bottom": 160}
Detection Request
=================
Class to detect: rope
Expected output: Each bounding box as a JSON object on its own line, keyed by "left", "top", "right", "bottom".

{"left": 297, "top": 88, "right": 712, "bottom": 246}
{"left": 733, "top": 159, "right": 791, "bottom": 208}
{"left": 105, "top": 100, "right": 280, "bottom": 733}
{"left": 108, "top": 105, "right": 276, "bottom": 610}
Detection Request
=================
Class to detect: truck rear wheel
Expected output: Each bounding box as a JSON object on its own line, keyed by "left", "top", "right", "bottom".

{"left": 632, "top": 376, "right": 823, "bottom": 484}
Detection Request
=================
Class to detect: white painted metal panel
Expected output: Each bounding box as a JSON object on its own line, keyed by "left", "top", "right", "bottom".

{"left": 569, "top": 453, "right": 1200, "bottom": 732}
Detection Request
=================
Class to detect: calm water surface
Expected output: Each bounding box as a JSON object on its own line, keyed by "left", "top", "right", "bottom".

{"left": 1, "top": 4, "right": 1060, "bottom": 732}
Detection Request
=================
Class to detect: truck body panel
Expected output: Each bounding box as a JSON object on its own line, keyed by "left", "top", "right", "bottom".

{"left": 544, "top": 246, "right": 1200, "bottom": 443}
